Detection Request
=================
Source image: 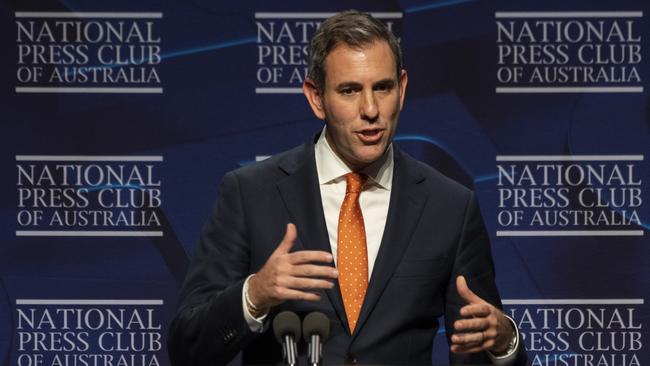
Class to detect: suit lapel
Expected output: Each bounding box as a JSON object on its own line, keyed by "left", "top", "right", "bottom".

{"left": 351, "top": 149, "right": 429, "bottom": 340}
{"left": 275, "top": 140, "right": 349, "bottom": 331}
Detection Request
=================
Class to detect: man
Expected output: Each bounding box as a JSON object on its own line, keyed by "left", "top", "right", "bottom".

{"left": 168, "top": 10, "right": 527, "bottom": 365}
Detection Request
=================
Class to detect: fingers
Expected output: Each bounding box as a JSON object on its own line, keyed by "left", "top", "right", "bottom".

{"left": 456, "top": 275, "right": 481, "bottom": 304}
{"left": 278, "top": 276, "right": 335, "bottom": 291}
{"left": 453, "top": 328, "right": 497, "bottom": 343}
{"left": 258, "top": 276, "right": 334, "bottom": 305}
{"left": 454, "top": 317, "right": 490, "bottom": 332}
{"left": 460, "top": 303, "right": 492, "bottom": 318}
{"left": 275, "top": 288, "right": 323, "bottom": 302}
{"left": 289, "top": 250, "right": 333, "bottom": 265}
{"left": 451, "top": 309, "right": 515, "bottom": 355}
{"left": 249, "top": 223, "right": 338, "bottom": 309}
{"left": 451, "top": 341, "right": 495, "bottom": 354}
{"left": 270, "top": 263, "right": 337, "bottom": 292}
{"left": 451, "top": 277, "right": 504, "bottom": 354}
{"left": 450, "top": 328, "right": 497, "bottom": 354}
{"left": 452, "top": 312, "right": 496, "bottom": 346}
{"left": 249, "top": 271, "right": 332, "bottom": 308}
{"left": 291, "top": 263, "right": 338, "bottom": 279}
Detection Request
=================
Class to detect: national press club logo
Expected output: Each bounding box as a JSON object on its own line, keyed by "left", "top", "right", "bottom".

{"left": 504, "top": 298, "right": 645, "bottom": 366}
{"left": 495, "top": 11, "right": 644, "bottom": 94}
{"left": 495, "top": 155, "right": 644, "bottom": 237}
{"left": 13, "top": 299, "right": 166, "bottom": 366}
{"left": 14, "top": 11, "right": 163, "bottom": 94}
{"left": 254, "top": 11, "right": 403, "bottom": 94}
{"left": 15, "top": 155, "right": 164, "bottom": 237}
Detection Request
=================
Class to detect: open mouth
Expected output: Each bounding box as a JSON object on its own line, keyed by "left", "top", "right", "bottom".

{"left": 355, "top": 129, "right": 384, "bottom": 143}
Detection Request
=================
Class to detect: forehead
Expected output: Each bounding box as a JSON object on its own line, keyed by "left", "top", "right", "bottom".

{"left": 323, "top": 41, "right": 397, "bottom": 85}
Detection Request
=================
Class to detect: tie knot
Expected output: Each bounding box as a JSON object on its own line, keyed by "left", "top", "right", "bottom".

{"left": 345, "top": 172, "right": 366, "bottom": 194}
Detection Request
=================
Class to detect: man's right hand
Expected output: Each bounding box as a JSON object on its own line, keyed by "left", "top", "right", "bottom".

{"left": 247, "top": 223, "right": 338, "bottom": 312}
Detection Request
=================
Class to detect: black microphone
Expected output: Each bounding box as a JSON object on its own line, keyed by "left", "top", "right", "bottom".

{"left": 302, "top": 312, "right": 331, "bottom": 366}
{"left": 273, "top": 311, "right": 301, "bottom": 366}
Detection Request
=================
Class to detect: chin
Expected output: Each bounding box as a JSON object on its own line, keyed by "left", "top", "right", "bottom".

{"left": 355, "top": 152, "right": 384, "bottom": 166}
{"left": 364, "top": 145, "right": 387, "bottom": 158}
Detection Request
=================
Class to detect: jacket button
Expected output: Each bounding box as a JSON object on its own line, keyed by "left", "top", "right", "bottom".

{"left": 223, "top": 329, "right": 236, "bottom": 343}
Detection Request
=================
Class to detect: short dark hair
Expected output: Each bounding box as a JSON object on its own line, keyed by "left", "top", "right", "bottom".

{"left": 307, "top": 10, "right": 403, "bottom": 92}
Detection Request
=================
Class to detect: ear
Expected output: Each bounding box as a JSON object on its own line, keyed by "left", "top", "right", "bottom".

{"left": 398, "top": 69, "right": 408, "bottom": 111}
{"left": 303, "top": 77, "right": 326, "bottom": 120}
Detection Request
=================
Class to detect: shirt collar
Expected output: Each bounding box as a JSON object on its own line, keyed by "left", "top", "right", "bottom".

{"left": 315, "top": 126, "right": 393, "bottom": 190}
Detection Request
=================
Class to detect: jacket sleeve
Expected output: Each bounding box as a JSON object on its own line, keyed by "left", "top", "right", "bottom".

{"left": 167, "top": 171, "right": 258, "bottom": 365}
{"left": 444, "top": 193, "right": 528, "bottom": 366}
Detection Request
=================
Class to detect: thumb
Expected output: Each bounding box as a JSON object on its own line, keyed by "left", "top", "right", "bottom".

{"left": 456, "top": 275, "right": 481, "bottom": 304}
{"left": 275, "top": 223, "right": 298, "bottom": 254}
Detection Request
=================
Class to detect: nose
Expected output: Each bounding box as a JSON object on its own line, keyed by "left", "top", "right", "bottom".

{"left": 360, "top": 90, "right": 379, "bottom": 122}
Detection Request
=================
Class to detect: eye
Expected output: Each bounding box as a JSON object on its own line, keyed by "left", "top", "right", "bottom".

{"left": 337, "top": 84, "right": 361, "bottom": 96}
{"left": 374, "top": 82, "right": 394, "bottom": 92}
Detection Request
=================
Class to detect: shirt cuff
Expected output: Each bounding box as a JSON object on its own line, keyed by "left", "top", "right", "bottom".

{"left": 241, "top": 274, "right": 268, "bottom": 333}
{"left": 487, "top": 314, "right": 520, "bottom": 365}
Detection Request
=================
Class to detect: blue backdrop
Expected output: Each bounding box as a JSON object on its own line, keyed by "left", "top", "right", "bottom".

{"left": 1, "top": 0, "right": 648, "bottom": 365}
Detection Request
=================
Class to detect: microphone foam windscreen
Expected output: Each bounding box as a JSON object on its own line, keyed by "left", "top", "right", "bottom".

{"left": 273, "top": 311, "right": 302, "bottom": 343}
{"left": 302, "top": 311, "right": 330, "bottom": 341}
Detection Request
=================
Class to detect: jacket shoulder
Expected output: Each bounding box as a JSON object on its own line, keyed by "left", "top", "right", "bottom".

{"left": 399, "top": 150, "right": 474, "bottom": 200}
{"left": 228, "top": 141, "right": 310, "bottom": 183}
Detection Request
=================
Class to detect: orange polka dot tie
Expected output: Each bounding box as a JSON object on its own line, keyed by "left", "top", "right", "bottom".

{"left": 338, "top": 172, "right": 368, "bottom": 333}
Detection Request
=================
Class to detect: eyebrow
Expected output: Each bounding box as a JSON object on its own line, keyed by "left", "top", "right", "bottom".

{"left": 335, "top": 81, "right": 362, "bottom": 91}
{"left": 374, "top": 79, "right": 396, "bottom": 89}
{"left": 335, "top": 78, "right": 396, "bottom": 90}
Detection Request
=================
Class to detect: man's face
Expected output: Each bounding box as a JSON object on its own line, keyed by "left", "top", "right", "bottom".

{"left": 304, "top": 40, "right": 408, "bottom": 170}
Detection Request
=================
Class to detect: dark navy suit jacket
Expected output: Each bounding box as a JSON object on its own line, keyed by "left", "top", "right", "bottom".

{"left": 168, "top": 135, "right": 527, "bottom": 365}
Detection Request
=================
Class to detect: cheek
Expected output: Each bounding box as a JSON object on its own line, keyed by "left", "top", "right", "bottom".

{"left": 327, "top": 100, "right": 357, "bottom": 124}
{"left": 381, "top": 97, "right": 401, "bottom": 119}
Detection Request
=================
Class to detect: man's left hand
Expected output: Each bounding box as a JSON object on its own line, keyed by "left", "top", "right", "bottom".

{"left": 450, "top": 275, "right": 513, "bottom": 355}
